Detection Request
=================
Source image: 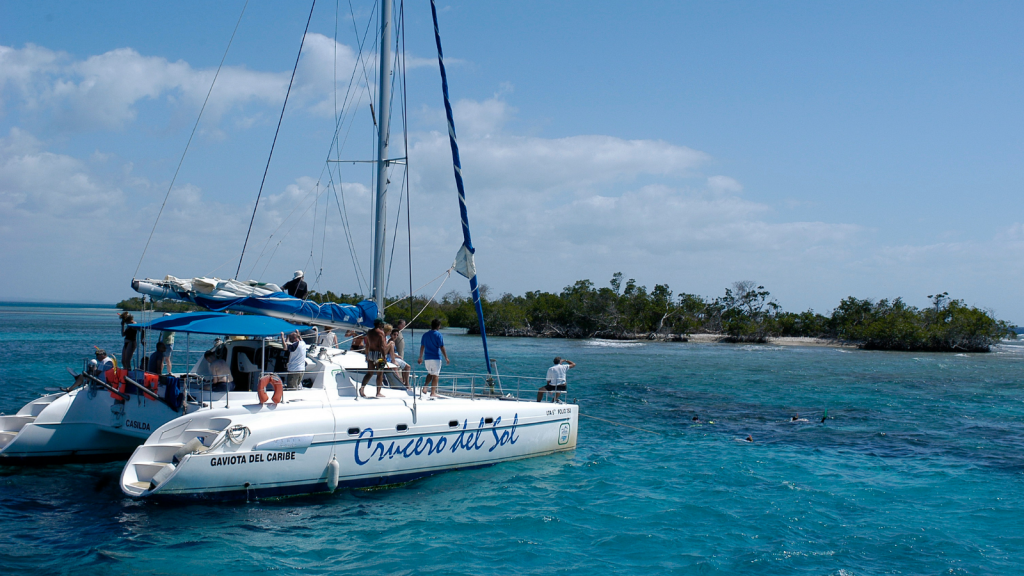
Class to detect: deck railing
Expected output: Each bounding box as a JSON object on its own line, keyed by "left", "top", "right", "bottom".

{"left": 349, "top": 369, "right": 557, "bottom": 403}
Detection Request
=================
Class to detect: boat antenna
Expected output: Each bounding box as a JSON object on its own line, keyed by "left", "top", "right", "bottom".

{"left": 236, "top": 0, "right": 317, "bottom": 280}
{"left": 133, "top": 0, "right": 249, "bottom": 280}
{"left": 429, "top": 0, "right": 492, "bottom": 373}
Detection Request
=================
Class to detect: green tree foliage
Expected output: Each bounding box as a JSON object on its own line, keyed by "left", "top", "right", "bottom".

{"left": 121, "top": 277, "right": 1014, "bottom": 352}
{"left": 116, "top": 297, "right": 202, "bottom": 313}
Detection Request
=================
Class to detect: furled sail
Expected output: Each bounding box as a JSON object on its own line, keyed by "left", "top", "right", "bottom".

{"left": 431, "top": 0, "right": 492, "bottom": 373}
{"left": 132, "top": 276, "right": 377, "bottom": 330}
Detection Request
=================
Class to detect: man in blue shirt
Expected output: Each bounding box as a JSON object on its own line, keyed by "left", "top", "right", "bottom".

{"left": 417, "top": 318, "right": 450, "bottom": 398}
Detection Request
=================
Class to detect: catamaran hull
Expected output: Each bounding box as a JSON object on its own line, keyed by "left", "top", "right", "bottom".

{"left": 121, "top": 398, "right": 578, "bottom": 501}
{"left": 0, "top": 385, "right": 181, "bottom": 464}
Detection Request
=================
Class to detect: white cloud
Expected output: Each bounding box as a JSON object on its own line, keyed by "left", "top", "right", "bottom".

{"left": 707, "top": 175, "right": 743, "bottom": 194}
{"left": 0, "top": 34, "right": 382, "bottom": 131}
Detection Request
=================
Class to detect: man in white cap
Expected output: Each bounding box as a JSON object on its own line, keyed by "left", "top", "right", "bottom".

{"left": 282, "top": 270, "right": 308, "bottom": 299}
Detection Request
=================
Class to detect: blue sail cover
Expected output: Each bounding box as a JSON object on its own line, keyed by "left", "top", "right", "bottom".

{"left": 192, "top": 292, "right": 376, "bottom": 327}
{"left": 131, "top": 312, "right": 312, "bottom": 337}
{"left": 132, "top": 279, "right": 377, "bottom": 330}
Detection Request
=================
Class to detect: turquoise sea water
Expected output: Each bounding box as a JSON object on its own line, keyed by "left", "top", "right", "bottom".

{"left": 2, "top": 303, "right": 1024, "bottom": 575}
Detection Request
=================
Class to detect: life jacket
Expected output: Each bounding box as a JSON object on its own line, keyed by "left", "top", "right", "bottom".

{"left": 140, "top": 372, "right": 160, "bottom": 400}
{"left": 106, "top": 368, "right": 129, "bottom": 400}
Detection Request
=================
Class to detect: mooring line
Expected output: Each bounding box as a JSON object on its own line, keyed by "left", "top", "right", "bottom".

{"left": 579, "top": 413, "right": 661, "bottom": 435}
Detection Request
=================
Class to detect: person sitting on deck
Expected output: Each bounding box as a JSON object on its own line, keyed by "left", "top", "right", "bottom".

{"left": 537, "top": 357, "right": 575, "bottom": 403}
{"left": 282, "top": 270, "right": 308, "bottom": 300}
{"left": 93, "top": 348, "right": 115, "bottom": 374}
{"left": 348, "top": 330, "right": 366, "bottom": 351}
{"left": 204, "top": 350, "right": 233, "bottom": 391}
{"left": 148, "top": 342, "right": 169, "bottom": 375}
{"left": 359, "top": 319, "right": 387, "bottom": 398}
{"left": 383, "top": 324, "right": 410, "bottom": 390}
{"left": 317, "top": 326, "right": 338, "bottom": 348}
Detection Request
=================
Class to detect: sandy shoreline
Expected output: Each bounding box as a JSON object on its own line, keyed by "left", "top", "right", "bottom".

{"left": 682, "top": 334, "right": 858, "bottom": 348}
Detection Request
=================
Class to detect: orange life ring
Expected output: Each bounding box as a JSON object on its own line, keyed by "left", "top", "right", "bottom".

{"left": 258, "top": 374, "right": 284, "bottom": 404}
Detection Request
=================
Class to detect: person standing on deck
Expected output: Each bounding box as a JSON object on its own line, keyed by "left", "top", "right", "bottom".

{"left": 282, "top": 270, "right": 308, "bottom": 300}
{"left": 538, "top": 357, "right": 575, "bottom": 402}
{"left": 159, "top": 313, "right": 175, "bottom": 372}
{"left": 417, "top": 319, "right": 450, "bottom": 398}
{"left": 119, "top": 312, "right": 140, "bottom": 370}
{"left": 279, "top": 330, "right": 307, "bottom": 389}
{"left": 360, "top": 319, "right": 387, "bottom": 398}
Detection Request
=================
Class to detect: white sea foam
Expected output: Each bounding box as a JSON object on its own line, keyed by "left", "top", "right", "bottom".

{"left": 585, "top": 339, "right": 645, "bottom": 348}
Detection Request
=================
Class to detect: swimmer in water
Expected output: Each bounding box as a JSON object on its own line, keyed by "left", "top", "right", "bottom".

{"left": 745, "top": 435, "right": 753, "bottom": 442}
{"left": 790, "top": 414, "right": 809, "bottom": 423}
{"left": 692, "top": 415, "right": 700, "bottom": 423}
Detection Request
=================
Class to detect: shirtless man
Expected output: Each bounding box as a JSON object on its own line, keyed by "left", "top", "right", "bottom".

{"left": 359, "top": 319, "right": 387, "bottom": 398}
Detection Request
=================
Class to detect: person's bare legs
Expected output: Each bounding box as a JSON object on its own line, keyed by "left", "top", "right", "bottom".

{"left": 359, "top": 363, "right": 374, "bottom": 397}
{"left": 375, "top": 369, "right": 385, "bottom": 397}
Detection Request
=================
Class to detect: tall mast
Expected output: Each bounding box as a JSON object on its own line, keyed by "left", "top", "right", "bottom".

{"left": 372, "top": 0, "right": 393, "bottom": 318}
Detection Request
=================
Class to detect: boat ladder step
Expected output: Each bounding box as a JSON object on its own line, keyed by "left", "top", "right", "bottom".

{"left": 134, "top": 460, "right": 174, "bottom": 468}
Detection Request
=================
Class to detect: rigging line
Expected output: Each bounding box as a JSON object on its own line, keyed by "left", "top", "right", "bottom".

{"left": 318, "top": 173, "right": 329, "bottom": 285}
{"left": 329, "top": 169, "right": 366, "bottom": 292}
{"left": 326, "top": 4, "right": 375, "bottom": 171}
{"left": 385, "top": 264, "right": 453, "bottom": 308}
{"left": 235, "top": 0, "right": 317, "bottom": 280}
{"left": 310, "top": 181, "right": 319, "bottom": 263}
{"left": 254, "top": 182, "right": 330, "bottom": 278}
{"left": 245, "top": 178, "right": 323, "bottom": 279}
{"left": 310, "top": 11, "right": 375, "bottom": 290}
{"left": 133, "top": 0, "right": 249, "bottom": 279}
{"left": 245, "top": 175, "right": 328, "bottom": 279}
{"left": 205, "top": 252, "right": 244, "bottom": 278}
{"left": 400, "top": 0, "right": 414, "bottom": 330}
{"left": 383, "top": 165, "right": 406, "bottom": 296}
{"left": 347, "top": 0, "right": 378, "bottom": 140}
{"left": 400, "top": 266, "right": 454, "bottom": 325}
{"left": 332, "top": 185, "right": 367, "bottom": 294}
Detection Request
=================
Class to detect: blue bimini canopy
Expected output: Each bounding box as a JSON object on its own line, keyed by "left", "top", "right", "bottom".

{"left": 131, "top": 312, "right": 312, "bottom": 337}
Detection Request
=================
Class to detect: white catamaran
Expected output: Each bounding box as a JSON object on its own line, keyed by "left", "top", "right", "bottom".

{"left": 117, "top": 0, "right": 578, "bottom": 500}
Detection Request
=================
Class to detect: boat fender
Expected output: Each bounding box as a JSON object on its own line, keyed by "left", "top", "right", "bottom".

{"left": 257, "top": 374, "right": 284, "bottom": 404}
{"left": 327, "top": 458, "right": 340, "bottom": 491}
{"left": 172, "top": 437, "right": 208, "bottom": 464}
{"left": 151, "top": 462, "right": 176, "bottom": 487}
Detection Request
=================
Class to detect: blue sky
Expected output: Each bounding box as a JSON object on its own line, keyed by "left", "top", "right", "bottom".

{"left": 1, "top": 1, "right": 1022, "bottom": 321}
